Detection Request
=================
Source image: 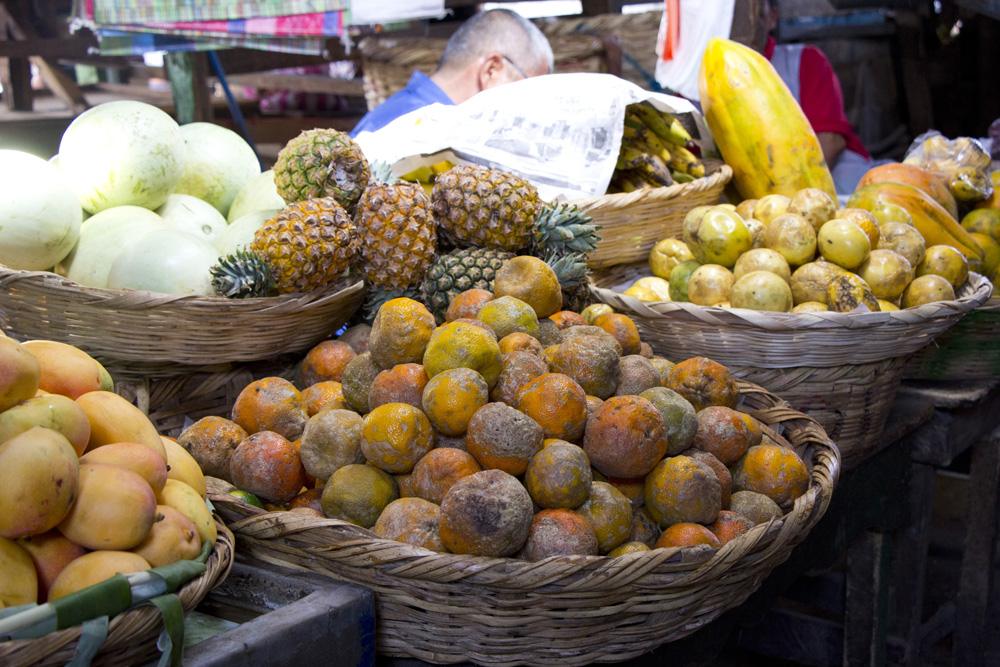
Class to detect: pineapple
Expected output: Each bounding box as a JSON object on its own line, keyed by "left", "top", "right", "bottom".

{"left": 210, "top": 248, "right": 277, "bottom": 298}
{"left": 431, "top": 165, "right": 540, "bottom": 252}
{"left": 532, "top": 202, "right": 601, "bottom": 257}
{"left": 273, "top": 129, "right": 370, "bottom": 214}
{"left": 422, "top": 246, "right": 515, "bottom": 322}
{"left": 545, "top": 252, "right": 593, "bottom": 313}
{"left": 354, "top": 162, "right": 437, "bottom": 290}
{"left": 359, "top": 283, "right": 424, "bottom": 324}
{"left": 251, "top": 197, "right": 358, "bottom": 294}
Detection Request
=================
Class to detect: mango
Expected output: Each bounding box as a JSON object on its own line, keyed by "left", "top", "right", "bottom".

{"left": 158, "top": 478, "right": 216, "bottom": 547}
{"left": 80, "top": 441, "right": 168, "bottom": 495}
{"left": 0, "top": 337, "right": 41, "bottom": 412}
{"left": 0, "top": 393, "right": 91, "bottom": 455}
{"left": 131, "top": 505, "right": 201, "bottom": 567}
{"left": 21, "top": 340, "right": 103, "bottom": 400}
{"left": 48, "top": 551, "right": 149, "bottom": 601}
{"left": 18, "top": 530, "right": 87, "bottom": 603}
{"left": 162, "top": 437, "right": 207, "bottom": 498}
{"left": 58, "top": 462, "right": 157, "bottom": 551}
{"left": 76, "top": 390, "right": 166, "bottom": 461}
{"left": 0, "top": 537, "right": 38, "bottom": 606}
{"left": 0, "top": 427, "right": 79, "bottom": 538}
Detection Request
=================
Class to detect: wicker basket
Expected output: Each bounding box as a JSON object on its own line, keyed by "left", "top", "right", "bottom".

{"left": 902, "top": 293, "right": 1000, "bottom": 380}
{"left": 208, "top": 379, "right": 839, "bottom": 667}
{"left": 0, "top": 266, "right": 365, "bottom": 380}
{"left": 591, "top": 266, "right": 993, "bottom": 468}
{"left": 0, "top": 516, "right": 234, "bottom": 667}
{"left": 575, "top": 162, "right": 732, "bottom": 270}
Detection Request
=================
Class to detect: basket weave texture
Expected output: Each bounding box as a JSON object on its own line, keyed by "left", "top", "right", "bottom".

{"left": 903, "top": 293, "right": 1000, "bottom": 380}
{"left": 208, "top": 379, "right": 839, "bottom": 667}
{"left": 573, "top": 161, "right": 732, "bottom": 269}
{"left": 0, "top": 516, "right": 234, "bottom": 667}
{"left": 0, "top": 266, "right": 364, "bottom": 380}
{"left": 591, "top": 267, "right": 993, "bottom": 468}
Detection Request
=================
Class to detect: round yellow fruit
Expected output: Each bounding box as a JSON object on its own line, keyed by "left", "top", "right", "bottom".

{"left": 649, "top": 238, "right": 694, "bottom": 279}
{"left": 877, "top": 221, "right": 926, "bottom": 268}
{"left": 581, "top": 303, "right": 613, "bottom": 324}
{"left": 869, "top": 203, "right": 914, "bottom": 226}
{"left": 730, "top": 271, "right": 793, "bottom": 312}
{"left": 668, "top": 259, "right": 702, "bottom": 303}
{"left": 623, "top": 285, "right": 659, "bottom": 301}
{"left": 856, "top": 249, "right": 915, "bottom": 301}
{"left": 682, "top": 206, "right": 752, "bottom": 268}
{"left": 735, "top": 199, "right": 758, "bottom": 221}
{"left": 817, "top": 218, "right": 871, "bottom": 270}
{"left": 792, "top": 301, "right": 829, "bottom": 313}
{"left": 753, "top": 194, "right": 792, "bottom": 225}
{"left": 836, "top": 208, "right": 881, "bottom": 249}
{"left": 789, "top": 260, "right": 846, "bottom": 305}
{"left": 0, "top": 537, "right": 37, "bottom": 606}
{"left": 788, "top": 187, "right": 837, "bottom": 233}
{"left": 744, "top": 217, "right": 766, "bottom": 248}
{"left": 48, "top": 551, "right": 150, "bottom": 601}
{"left": 901, "top": 274, "right": 956, "bottom": 308}
{"left": 733, "top": 248, "right": 791, "bottom": 284}
{"left": 915, "top": 245, "right": 969, "bottom": 289}
{"left": 630, "top": 276, "right": 672, "bottom": 300}
{"left": 877, "top": 299, "right": 900, "bottom": 311}
{"left": 687, "top": 264, "right": 735, "bottom": 306}
{"left": 763, "top": 213, "right": 818, "bottom": 267}
{"left": 161, "top": 437, "right": 207, "bottom": 499}
{"left": 967, "top": 232, "right": 1000, "bottom": 277}
{"left": 962, "top": 208, "right": 1000, "bottom": 243}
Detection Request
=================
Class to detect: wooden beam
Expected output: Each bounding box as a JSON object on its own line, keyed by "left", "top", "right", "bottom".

{"left": 227, "top": 73, "right": 364, "bottom": 96}
{"left": 0, "top": 33, "right": 95, "bottom": 58}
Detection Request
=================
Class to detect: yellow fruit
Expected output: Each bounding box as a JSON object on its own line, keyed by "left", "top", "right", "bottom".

{"left": 730, "top": 271, "right": 793, "bottom": 312}
{"left": 162, "top": 437, "right": 207, "bottom": 498}
{"left": 48, "top": 551, "right": 149, "bottom": 601}
{"left": 901, "top": 274, "right": 956, "bottom": 308}
{"left": 649, "top": 238, "right": 694, "bottom": 279}
{"left": 0, "top": 337, "right": 40, "bottom": 413}
{"left": 581, "top": 303, "right": 613, "bottom": 324}
{"left": 76, "top": 390, "right": 166, "bottom": 461}
{"left": 0, "top": 537, "right": 37, "bottom": 606}
{"left": 915, "top": 245, "right": 969, "bottom": 289}
{"left": 0, "top": 428, "right": 79, "bottom": 539}
{"left": 817, "top": 218, "right": 871, "bottom": 270}
{"left": 753, "top": 194, "right": 792, "bottom": 226}
{"left": 682, "top": 205, "right": 752, "bottom": 268}
{"left": 688, "top": 264, "right": 735, "bottom": 306}
{"left": 157, "top": 478, "right": 217, "bottom": 547}
{"left": 631, "top": 276, "right": 672, "bottom": 300}
{"left": 623, "top": 285, "right": 661, "bottom": 301}
{"left": 80, "top": 441, "right": 168, "bottom": 495}
{"left": 788, "top": 188, "right": 837, "bottom": 233}
{"left": 967, "top": 231, "right": 1000, "bottom": 277}
{"left": 58, "top": 462, "right": 157, "bottom": 551}
{"left": 733, "top": 248, "right": 791, "bottom": 284}
{"left": 763, "top": 213, "right": 818, "bottom": 267}
{"left": 493, "top": 255, "right": 563, "bottom": 319}
{"left": 131, "top": 505, "right": 201, "bottom": 567}
{"left": 856, "top": 249, "right": 914, "bottom": 301}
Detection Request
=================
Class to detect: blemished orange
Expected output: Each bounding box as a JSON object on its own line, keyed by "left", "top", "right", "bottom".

{"left": 549, "top": 311, "right": 587, "bottom": 330}
{"left": 360, "top": 403, "right": 435, "bottom": 474}
{"left": 410, "top": 447, "right": 482, "bottom": 505}
{"left": 368, "top": 363, "right": 429, "bottom": 412}
{"left": 497, "top": 332, "right": 546, "bottom": 359}
{"left": 730, "top": 443, "right": 810, "bottom": 509}
{"left": 301, "top": 381, "right": 348, "bottom": 417}
{"left": 644, "top": 455, "right": 722, "bottom": 528}
{"left": 576, "top": 481, "right": 632, "bottom": 553}
{"left": 591, "top": 312, "right": 642, "bottom": 356}
{"left": 372, "top": 497, "right": 445, "bottom": 552}
{"left": 465, "top": 402, "right": 543, "bottom": 476}
{"left": 231, "top": 377, "right": 309, "bottom": 441}
{"left": 299, "top": 340, "right": 356, "bottom": 387}
{"left": 708, "top": 510, "right": 755, "bottom": 545}
{"left": 664, "top": 356, "right": 740, "bottom": 412}
{"left": 519, "top": 508, "right": 599, "bottom": 561}
{"left": 523, "top": 440, "right": 592, "bottom": 509}
{"left": 445, "top": 288, "right": 494, "bottom": 322}
{"left": 422, "top": 321, "right": 503, "bottom": 388}
{"left": 516, "top": 373, "right": 589, "bottom": 442}
{"left": 421, "top": 367, "right": 489, "bottom": 436}
{"left": 229, "top": 430, "right": 308, "bottom": 505}
{"left": 654, "top": 522, "right": 721, "bottom": 549}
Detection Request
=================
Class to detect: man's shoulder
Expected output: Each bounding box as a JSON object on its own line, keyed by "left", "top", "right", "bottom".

{"left": 351, "top": 72, "right": 451, "bottom": 137}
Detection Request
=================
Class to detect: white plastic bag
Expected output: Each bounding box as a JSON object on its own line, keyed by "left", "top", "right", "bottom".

{"left": 653, "top": 0, "right": 735, "bottom": 102}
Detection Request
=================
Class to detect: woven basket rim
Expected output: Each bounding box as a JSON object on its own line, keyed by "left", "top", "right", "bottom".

{"left": 208, "top": 378, "right": 839, "bottom": 582}
{"left": 570, "top": 161, "right": 732, "bottom": 211}
{"left": 591, "top": 270, "right": 993, "bottom": 333}
{"left": 0, "top": 516, "right": 234, "bottom": 667}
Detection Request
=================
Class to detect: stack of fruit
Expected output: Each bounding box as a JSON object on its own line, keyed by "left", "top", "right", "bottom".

{"left": 622, "top": 181, "right": 986, "bottom": 313}
{"left": 183, "top": 259, "right": 811, "bottom": 559}
{"left": 606, "top": 102, "right": 707, "bottom": 192}
{"left": 0, "top": 334, "right": 212, "bottom": 607}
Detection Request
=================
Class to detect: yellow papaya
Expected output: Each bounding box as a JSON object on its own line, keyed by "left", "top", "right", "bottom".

{"left": 847, "top": 182, "right": 984, "bottom": 263}
{"left": 856, "top": 163, "right": 959, "bottom": 219}
{"left": 698, "top": 38, "right": 836, "bottom": 201}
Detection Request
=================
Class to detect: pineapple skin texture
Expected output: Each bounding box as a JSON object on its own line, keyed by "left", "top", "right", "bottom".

{"left": 422, "top": 246, "right": 514, "bottom": 322}
{"left": 355, "top": 181, "right": 437, "bottom": 290}
{"left": 431, "top": 165, "right": 540, "bottom": 252}
{"left": 274, "top": 129, "right": 371, "bottom": 214}
{"left": 251, "top": 197, "right": 359, "bottom": 294}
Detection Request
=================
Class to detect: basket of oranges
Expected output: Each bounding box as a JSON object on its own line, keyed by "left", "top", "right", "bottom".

{"left": 197, "top": 294, "right": 839, "bottom": 667}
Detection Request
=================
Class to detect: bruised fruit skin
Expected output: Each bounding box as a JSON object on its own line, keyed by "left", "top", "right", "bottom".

{"left": 639, "top": 387, "right": 697, "bottom": 456}
{"left": 410, "top": 447, "right": 482, "bottom": 505}
{"left": 340, "top": 352, "right": 382, "bottom": 415}
{"left": 373, "top": 497, "right": 445, "bottom": 552}
{"left": 368, "top": 298, "right": 437, "bottom": 369}
{"left": 583, "top": 396, "right": 668, "bottom": 479}
{"left": 490, "top": 351, "right": 548, "bottom": 406}
{"left": 178, "top": 416, "right": 247, "bottom": 480}
{"left": 438, "top": 469, "right": 533, "bottom": 557}
{"left": 497, "top": 332, "right": 546, "bottom": 359}
{"left": 368, "top": 363, "right": 429, "bottom": 412}
{"left": 655, "top": 522, "right": 721, "bottom": 549}
{"left": 549, "top": 311, "right": 587, "bottom": 330}
{"left": 591, "top": 313, "right": 642, "bottom": 356}
{"left": 298, "top": 409, "right": 365, "bottom": 481}
{"left": 361, "top": 403, "right": 435, "bottom": 474}
{"left": 300, "top": 340, "right": 356, "bottom": 387}
{"left": 230, "top": 377, "right": 309, "bottom": 441}
{"left": 664, "top": 356, "right": 739, "bottom": 412}
{"left": 445, "top": 288, "right": 494, "bottom": 323}
{"left": 547, "top": 335, "right": 621, "bottom": 400}
{"left": 321, "top": 463, "right": 398, "bottom": 528}
{"left": 691, "top": 406, "right": 753, "bottom": 466}
{"left": 614, "top": 356, "right": 662, "bottom": 397}
{"left": 729, "top": 490, "right": 783, "bottom": 525}
{"left": 629, "top": 506, "right": 662, "bottom": 547}
{"left": 515, "top": 373, "right": 589, "bottom": 442}
{"left": 682, "top": 448, "right": 732, "bottom": 510}
{"left": 302, "top": 381, "right": 348, "bottom": 416}
{"left": 708, "top": 510, "right": 755, "bottom": 546}
{"left": 423, "top": 321, "right": 503, "bottom": 389}
{"left": 519, "top": 509, "right": 599, "bottom": 561}
{"left": 229, "top": 431, "right": 308, "bottom": 504}
{"left": 730, "top": 444, "right": 809, "bottom": 509}
{"left": 421, "top": 367, "right": 489, "bottom": 437}
{"left": 576, "top": 481, "right": 632, "bottom": 553}
{"left": 465, "top": 402, "right": 543, "bottom": 476}
{"left": 644, "top": 455, "right": 722, "bottom": 528}
{"left": 523, "top": 440, "right": 592, "bottom": 509}
{"left": 560, "top": 325, "right": 623, "bottom": 356}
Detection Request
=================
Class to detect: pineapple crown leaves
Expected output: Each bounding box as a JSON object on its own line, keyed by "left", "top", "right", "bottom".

{"left": 542, "top": 250, "right": 590, "bottom": 289}
{"left": 532, "top": 202, "right": 602, "bottom": 256}
{"left": 367, "top": 160, "right": 395, "bottom": 186}
{"left": 210, "top": 248, "right": 278, "bottom": 299}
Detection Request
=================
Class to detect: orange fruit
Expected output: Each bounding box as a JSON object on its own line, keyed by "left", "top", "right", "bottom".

{"left": 340, "top": 352, "right": 382, "bottom": 415}
{"left": 368, "top": 297, "right": 437, "bottom": 369}
{"left": 445, "top": 288, "right": 494, "bottom": 322}
{"left": 585, "top": 395, "right": 603, "bottom": 417}
{"left": 476, "top": 296, "right": 540, "bottom": 339}
{"left": 492, "top": 255, "right": 563, "bottom": 319}
{"left": 438, "top": 469, "right": 533, "bottom": 556}
{"left": 298, "top": 408, "right": 365, "bottom": 482}
{"left": 547, "top": 335, "right": 621, "bottom": 400}
{"left": 607, "top": 476, "right": 645, "bottom": 509}
{"left": 497, "top": 332, "right": 546, "bottom": 359}
{"left": 608, "top": 541, "right": 651, "bottom": 557}
{"left": 338, "top": 324, "right": 370, "bottom": 354}
{"left": 523, "top": 440, "right": 592, "bottom": 509}
{"left": 692, "top": 406, "right": 753, "bottom": 466}
{"left": 360, "top": 403, "right": 435, "bottom": 474}
{"left": 576, "top": 481, "right": 632, "bottom": 553}
{"left": 629, "top": 506, "right": 662, "bottom": 547}
{"left": 287, "top": 488, "right": 323, "bottom": 513}
{"left": 320, "top": 463, "right": 397, "bottom": 528}
{"left": 368, "top": 363, "right": 429, "bottom": 412}
{"left": 730, "top": 443, "right": 809, "bottom": 509}
{"left": 582, "top": 395, "right": 668, "bottom": 478}
{"left": 644, "top": 455, "right": 722, "bottom": 528}
{"left": 549, "top": 311, "right": 587, "bottom": 330}
{"left": 410, "top": 447, "right": 482, "bottom": 505}
{"left": 177, "top": 415, "right": 247, "bottom": 480}
{"left": 231, "top": 377, "right": 308, "bottom": 441}
{"left": 423, "top": 321, "right": 503, "bottom": 388}
{"left": 708, "top": 510, "right": 755, "bottom": 545}
{"left": 465, "top": 402, "right": 543, "bottom": 476}
{"left": 682, "top": 448, "right": 732, "bottom": 509}
{"left": 395, "top": 472, "right": 414, "bottom": 498}
{"left": 372, "top": 497, "right": 445, "bottom": 552}
{"left": 664, "top": 356, "right": 740, "bottom": 412}
{"left": 516, "top": 373, "right": 589, "bottom": 442}
{"left": 301, "top": 381, "right": 348, "bottom": 416}
{"left": 490, "top": 351, "right": 548, "bottom": 406}
{"left": 229, "top": 431, "right": 308, "bottom": 505}
{"left": 614, "top": 355, "right": 662, "bottom": 396}
{"left": 654, "top": 522, "right": 721, "bottom": 549}
{"left": 299, "top": 340, "right": 356, "bottom": 387}
{"left": 519, "top": 508, "right": 598, "bottom": 561}
{"left": 591, "top": 313, "right": 641, "bottom": 356}
{"left": 421, "top": 367, "right": 489, "bottom": 436}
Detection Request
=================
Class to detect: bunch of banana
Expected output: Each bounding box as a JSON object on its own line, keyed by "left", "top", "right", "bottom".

{"left": 399, "top": 160, "right": 457, "bottom": 196}
{"left": 608, "top": 103, "right": 706, "bottom": 194}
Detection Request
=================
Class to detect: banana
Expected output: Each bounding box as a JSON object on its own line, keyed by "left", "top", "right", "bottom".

{"left": 630, "top": 103, "right": 692, "bottom": 146}
{"left": 400, "top": 165, "right": 435, "bottom": 184}
{"left": 623, "top": 125, "right": 672, "bottom": 164}
{"left": 430, "top": 160, "right": 455, "bottom": 175}
{"left": 668, "top": 145, "right": 705, "bottom": 178}
{"left": 618, "top": 146, "right": 674, "bottom": 187}
{"left": 671, "top": 170, "right": 696, "bottom": 184}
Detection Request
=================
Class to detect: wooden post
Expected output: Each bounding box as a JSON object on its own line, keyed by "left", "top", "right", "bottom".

{"left": 844, "top": 531, "right": 889, "bottom": 667}
{"left": 165, "top": 51, "right": 212, "bottom": 124}
{"left": 0, "top": 3, "right": 31, "bottom": 111}
{"left": 895, "top": 9, "right": 935, "bottom": 136}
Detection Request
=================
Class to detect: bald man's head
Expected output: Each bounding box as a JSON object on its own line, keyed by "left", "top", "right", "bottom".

{"left": 436, "top": 9, "right": 553, "bottom": 80}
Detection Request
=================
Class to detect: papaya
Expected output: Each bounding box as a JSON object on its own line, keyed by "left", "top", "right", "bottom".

{"left": 698, "top": 38, "right": 836, "bottom": 201}
{"left": 847, "top": 182, "right": 984, "bottom": 263}
{"left": 856, "top": 163, "right": 959, "bottom": 219}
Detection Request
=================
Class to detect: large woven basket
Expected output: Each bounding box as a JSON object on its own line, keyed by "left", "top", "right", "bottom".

{"left": 208, "top": 379, "right": 839, "bottom": 667}
{"left": 575, "top": 161, "right": 732, "bottom": 269}
{"left": 591, "top": 266, "right": 993, "bottom": 469}
{"left": 902, "top": 293, "right": 1000, "bottom": 380}
{"left": 0, "top": 516, "right": 234, "bottom": 667}
{"left": 0, "top": 266, "right": 365, "bottom": 380}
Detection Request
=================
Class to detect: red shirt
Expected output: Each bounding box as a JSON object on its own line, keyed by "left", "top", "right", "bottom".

{"left": 764, "top": 36, "right": 870, "bottom": 160}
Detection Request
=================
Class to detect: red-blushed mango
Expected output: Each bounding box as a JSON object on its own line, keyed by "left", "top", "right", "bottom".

{"left": 21, "top": 340, "right": 103, "bottom": 400}
{"left": 131, "top": 505, "right": 202, "bottom": 567}
{"left": 17, "top": 530, "right": 87, "bottom": 603}
{"left": 0, "top": 536, "right": 38, "bottom": 606}
{"left": 58, "top": 462, "right": 157, "bottom": 551}
{"left": 76, "top": 390, "right": 166, "bottom": 461}
{"left": 0, "top": 337, "right": 40, "bottom": 412}
{"left": 48, "top": 551, "right": 149, "bottom": 601}
{"left": 0, "top": 393, "right": 91, "bottom": 456}
{"left": 80, "top": 441, "right": 168, "bottom": 495}
{"left": 0, "top": 427, "right": 79, "bottom": 539}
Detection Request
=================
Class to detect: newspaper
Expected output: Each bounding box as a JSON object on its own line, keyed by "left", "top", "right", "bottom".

{"left": 353, "top": 72, "right": 714, "bottom": 201}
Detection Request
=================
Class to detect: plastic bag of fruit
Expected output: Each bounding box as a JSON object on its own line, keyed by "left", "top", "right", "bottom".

{"left": 903, "top": 131, "right": 993, "bottom": 204}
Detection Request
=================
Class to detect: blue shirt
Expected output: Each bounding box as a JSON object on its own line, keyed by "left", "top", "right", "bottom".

{"left": 350, "top": 71, "right": 454, "bottom": 137}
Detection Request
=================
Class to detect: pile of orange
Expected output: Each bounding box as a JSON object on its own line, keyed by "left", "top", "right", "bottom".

{"left": 179, "top": 257, "right": 812, "bottom": 561}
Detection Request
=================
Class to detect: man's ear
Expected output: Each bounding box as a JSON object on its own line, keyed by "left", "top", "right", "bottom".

{"left": 477, "top": 52, "right": 506, "bottom": 91}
